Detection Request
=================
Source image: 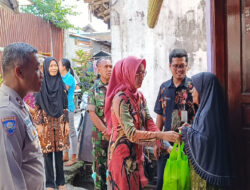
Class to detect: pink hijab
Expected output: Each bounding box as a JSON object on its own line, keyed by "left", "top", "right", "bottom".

{"left": 105, "top": 56, "right": 146, "bottom": 134}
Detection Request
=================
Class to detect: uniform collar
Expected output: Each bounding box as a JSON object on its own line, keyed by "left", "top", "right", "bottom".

{"left": 0, "top": 83, "right": 25, "bottom": 109}
{"left": 96, "top": 79, "right": 108, "bottom": 88}
{"left": 167, "top": 76, "right": 188, "bottom": 88}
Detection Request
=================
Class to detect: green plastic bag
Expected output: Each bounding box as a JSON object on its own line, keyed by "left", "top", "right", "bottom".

{"left": 163, "top": 142, "right": 191, "bottom": 190}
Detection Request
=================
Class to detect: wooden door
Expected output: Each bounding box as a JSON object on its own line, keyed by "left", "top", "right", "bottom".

{"left": 212, "top": 0, "right": 250, "bottom": 188}
{"left": 227, "top": 0, "right": 250, "bottom": 188}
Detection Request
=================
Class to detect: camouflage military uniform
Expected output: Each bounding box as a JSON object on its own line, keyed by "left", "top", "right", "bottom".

{"left": 87, "top": 79, "right": 108, "bottom": 190}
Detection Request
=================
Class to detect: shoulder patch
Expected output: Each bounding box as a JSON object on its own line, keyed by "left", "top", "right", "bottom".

{"left": 1, "top": 117, "right": 16, "bottom": 135}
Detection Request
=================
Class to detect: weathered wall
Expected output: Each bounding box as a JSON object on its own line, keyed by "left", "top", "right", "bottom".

{"left": 110, "top": 0, "right": 207, "bottom": 118}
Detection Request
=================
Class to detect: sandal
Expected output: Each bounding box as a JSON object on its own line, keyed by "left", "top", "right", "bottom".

{"left": 62, "top": 152, "right": 69, "bottom": 162}
{"left": 58, "top": 185, "right": 66, "bottom": 190}
{"left": 64, "top": 159, "right": 77, "bottom": 167}
{"left": 62, "top": 157, "right": 69, "bottom": 162}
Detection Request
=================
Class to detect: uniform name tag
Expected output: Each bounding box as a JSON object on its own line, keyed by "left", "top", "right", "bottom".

{"left": 181, "top": 110, "right": 188, "bottom": 123}
{"left": 24, "top": 116, "right": 38, "bottom": 141}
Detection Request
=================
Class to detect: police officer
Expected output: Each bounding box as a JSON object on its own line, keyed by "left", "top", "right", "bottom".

{"left": 0, "top": 42, "right": 44, "bottom": 190}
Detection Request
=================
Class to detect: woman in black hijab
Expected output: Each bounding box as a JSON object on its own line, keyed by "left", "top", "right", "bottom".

{"left": 180, "top": 72, "right": 231, "bottom": 189}
{"left": 34, "top": 57, "right": 69, "bottom": 190}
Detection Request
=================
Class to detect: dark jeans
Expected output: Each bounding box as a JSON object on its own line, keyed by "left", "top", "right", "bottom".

{"left": 156, "top": 154, "right": 169, "bottom": 190}
{"left": 44, "top": 151, "right": 65, "bottom": 188}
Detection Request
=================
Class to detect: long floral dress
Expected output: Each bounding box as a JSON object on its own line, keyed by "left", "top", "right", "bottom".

{"left": 108, "top": 91, "right": 161, "bottom": 190}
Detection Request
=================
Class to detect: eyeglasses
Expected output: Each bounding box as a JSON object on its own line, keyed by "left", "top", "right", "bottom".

{"left": 171, "top": 64, "right": 187, "bottom": 70}
{"left": 136, "top": 71, "right": 147, "bottom": 77}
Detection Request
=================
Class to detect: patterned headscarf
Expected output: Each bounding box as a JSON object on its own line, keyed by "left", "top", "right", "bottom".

{"left": 104, "top": 56, "right": 146, "bottom": 134}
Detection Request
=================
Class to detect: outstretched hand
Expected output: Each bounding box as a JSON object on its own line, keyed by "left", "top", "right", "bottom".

{"left": 167, "top": 146, "right": 173, "bottom": 154}
{"left": 160, "top": 131, "right": 181, "bottom": 142}
{"left": 102, "top": 129, "right": 110, "bottom": 141}
{"left": 178, "top": 122, "right": 191, "bottom": 132}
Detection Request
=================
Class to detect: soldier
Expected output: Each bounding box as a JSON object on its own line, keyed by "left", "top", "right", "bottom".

{"left": 0, "top": 42, "right": 44, "bottom": 190}
{"left": 87, "top": 58, "right": 112, "bottom": 190}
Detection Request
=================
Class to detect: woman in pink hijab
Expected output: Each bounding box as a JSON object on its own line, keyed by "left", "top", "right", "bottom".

{"left": 104, "top": 56, "right": 180, "bottom": 190}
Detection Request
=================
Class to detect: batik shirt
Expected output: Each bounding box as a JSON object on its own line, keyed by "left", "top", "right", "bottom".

{"left": 87, "top": 79, "right": 108, "bottom": 190}
{"left": 154, "top": 77, "right": 196, "bottom": 131}
{"left": 33, "top": 106, "right": 70, "bottom": 154}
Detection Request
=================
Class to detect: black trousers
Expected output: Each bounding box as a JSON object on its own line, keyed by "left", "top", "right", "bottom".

{"left": 44, "top": 151, "right": 65, "bottom": 188}
{"left": 156, "top": 154, "right": 169, "bottom": 190}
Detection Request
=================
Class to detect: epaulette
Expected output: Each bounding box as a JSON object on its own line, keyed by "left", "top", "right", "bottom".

{"left": 0, "top": 91, "right": 10, "bottom": 108}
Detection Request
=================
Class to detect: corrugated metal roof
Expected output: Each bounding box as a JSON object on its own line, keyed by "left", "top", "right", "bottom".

{"left": 0, "top": 7, "right": 64, "bottom": 61}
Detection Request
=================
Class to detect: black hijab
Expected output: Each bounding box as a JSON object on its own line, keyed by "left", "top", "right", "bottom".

{"left": 181, "top": 72, "right": 231, "bottom": 186}
{"left": 35, "top": 57, "right": 67, "bottom": 118}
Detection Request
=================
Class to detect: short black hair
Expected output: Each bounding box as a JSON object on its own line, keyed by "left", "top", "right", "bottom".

{"left": 1, "top": 42, "right": 37, "bottom": 75}
{"left": 169, "top": 48, "right": 188, "bottom": 64}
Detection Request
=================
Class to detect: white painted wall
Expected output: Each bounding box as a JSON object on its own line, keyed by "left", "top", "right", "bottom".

{"left": 110, "top": 0, "right": 207, "bottom": 118}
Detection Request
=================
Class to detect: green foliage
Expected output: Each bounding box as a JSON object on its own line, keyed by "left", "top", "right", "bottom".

{"left": 73, "top": 50, "right": 96, "bottom": 92}
{"left": 0, "top": 74, "right": 2, "bottom": 85}
{"left": 21, "top": 0, "right": 78, "bottom": 29}
{"left": 74, "top": 66, "right": 96, "bottom": 92}
{"left": 72, "top": 50, "right": 92, "bottom": 68}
